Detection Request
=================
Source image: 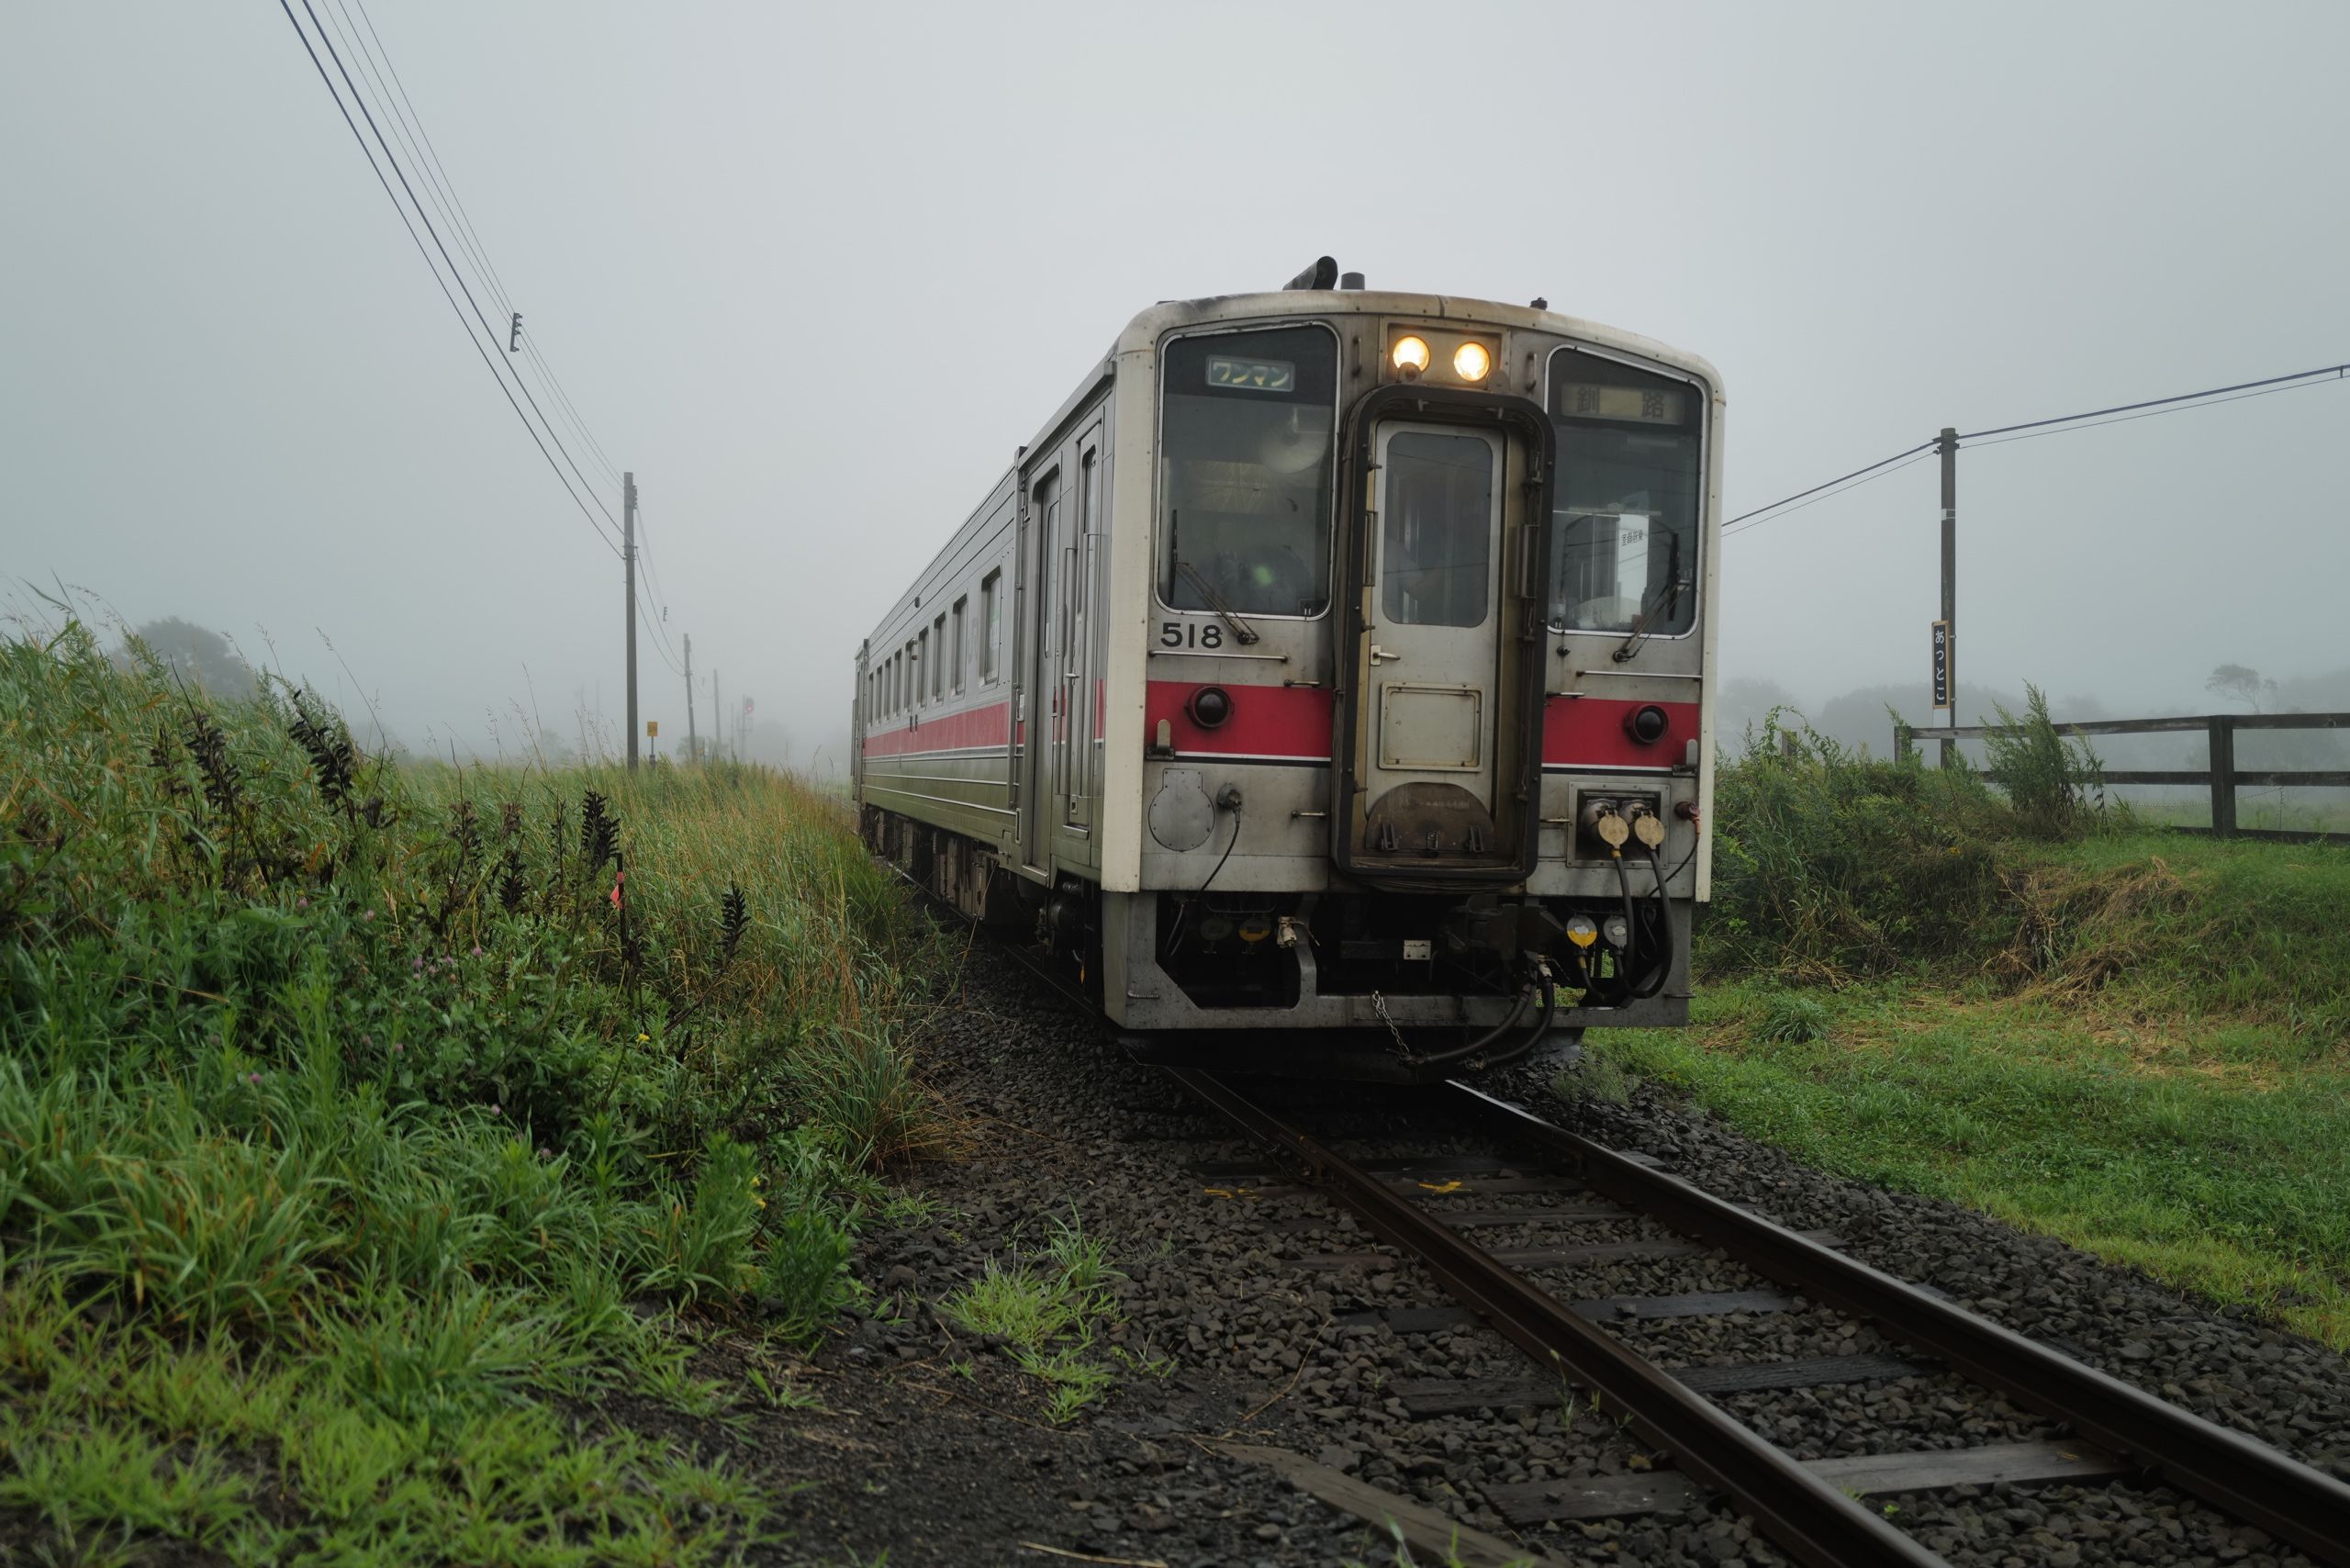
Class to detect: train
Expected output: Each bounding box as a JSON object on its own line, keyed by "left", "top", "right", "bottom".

{"left": 853, "top": 258, "right": 1719, "bottom": 1078}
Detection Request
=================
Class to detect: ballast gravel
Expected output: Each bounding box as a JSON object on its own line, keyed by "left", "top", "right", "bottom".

{"left": 779, "top": 937, "right": 2345, "bottom": 1567}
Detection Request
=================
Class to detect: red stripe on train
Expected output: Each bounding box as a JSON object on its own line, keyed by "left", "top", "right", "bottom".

{"left": 861, "top": 690, "right": 1697, "bottom": 769}
{"left": 1542, "top": 697, "right": 1700, "bottom": 768}
{"left": 861, "top": 700, "right": 1011, "bottom": 758}
{"left": 1145, "top": 680, "right": 1334, "bottom": 760}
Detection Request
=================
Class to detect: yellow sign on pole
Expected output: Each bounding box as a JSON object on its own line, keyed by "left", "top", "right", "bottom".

{"left": 646, "top": 721, "right": 659, "bottom": 738}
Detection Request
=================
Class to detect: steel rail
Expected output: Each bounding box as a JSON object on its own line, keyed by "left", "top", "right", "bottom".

{"left": 1443, "top": 1081, "right": 2350, "bottom": 1565}
{"left": 1167, "top": 1069, "right": 1953, "bottom": 1568}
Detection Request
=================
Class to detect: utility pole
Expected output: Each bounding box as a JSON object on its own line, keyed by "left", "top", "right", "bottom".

{"left": 623, "top": 472, "right": 639, "bottom": 771}
{"left": 684, "top": 633, "right": 698, "bottom": 762}
{"left": 711, "top": 669, "right": 722, "bottom": 762}
{"left": 1937, "top": 429, "right": 1957, "bottom": 769}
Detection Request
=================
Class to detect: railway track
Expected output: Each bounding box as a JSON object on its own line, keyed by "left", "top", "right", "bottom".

{"left": 1169, "top": 1068, "right": 2350, "bottom": 1568}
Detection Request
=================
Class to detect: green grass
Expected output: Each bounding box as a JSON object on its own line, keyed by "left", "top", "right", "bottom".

{"left": 1624, "top": 718, "right": 2350, "bottom": 1350}
{"left": 940, "top": 1213, "right": 1128, "bottom": 1424}
{"left": 1592, "top": 974, "right": 2350, "bottom": 1348}
{"left": 0, "top": 621, "right": 946, "bottom": 1560}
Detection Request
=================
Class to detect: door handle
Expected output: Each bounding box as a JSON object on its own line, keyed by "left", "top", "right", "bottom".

{"left": 1370, "top": 644, "right": 1404, "bottom": 665}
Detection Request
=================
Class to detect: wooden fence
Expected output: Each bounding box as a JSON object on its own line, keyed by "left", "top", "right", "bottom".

{"left": 1892, "top": 711, "right": 2350, "bottom": 843}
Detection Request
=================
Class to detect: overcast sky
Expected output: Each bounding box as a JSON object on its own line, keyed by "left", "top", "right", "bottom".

{"left": 6, "top": 1, "right": 2344, "bottom": 768}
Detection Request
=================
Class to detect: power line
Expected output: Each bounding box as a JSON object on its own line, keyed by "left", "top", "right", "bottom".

{"left": 1724, "top": 360, "right": 2348, "bottom": 540}
{"left": 273, "top": 0, "right": 620, "bottom": 559}
{"left": 293, "top": 0, "right": 623, "bottom": 541}
{"left": 632, "top": 505, "right": 684, "bottom": 669}
{"left": 341, "top": 0, "right": 630, "bottom": 492}
{"left": 1720, "top": 448, "right": 1935, "bottom": 540}
{"left": 1722, "top": 441, "right": 1937, "bottom": 532}
{"left": 1952, "top": 361, "right": 2349, "bottom": 442}
{"left": 1961, "top": 373, "right": 2348, "bottom": 450}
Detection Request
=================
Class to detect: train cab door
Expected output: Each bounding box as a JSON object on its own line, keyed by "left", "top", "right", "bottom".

{"left": 1335, "top": 409, "right": 1550, "bottom": 886}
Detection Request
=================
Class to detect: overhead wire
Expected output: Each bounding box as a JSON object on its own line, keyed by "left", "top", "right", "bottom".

{"left": 631, "top": 504, "right": 685, "bottom": 669}
{"left": 1724, "top": 362, "right": 2349, "bottom": 542}
{"left": 273, "top": 0, "right": 621, "bottom": 560}
{"left": 285, "top": 1, "right": 703, "bottom": 709}
{"left": 1722, "top": 439, "right": 1938, "bottom": 532}
{"left": 294, "top": 0, "right": 624, "bottom": 543}
{"left": 341, "top": 0, "right": 630, "bottom": 493}
{"left": 1960, "top": 373, "right": 2349, "bottom": 450}
{"left": 1952, "top": 361, "right": 2349, "bottom": 443}
{"left": 1720, "top": 449, "right": 1934, "bottom": 540}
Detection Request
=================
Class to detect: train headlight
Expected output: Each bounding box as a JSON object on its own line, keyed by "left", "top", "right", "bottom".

{"left": 1390, "top": 335, "right": 1430, "bottom": 378}
{"left": 1452, "top": 342, "right": 1492, "bottom": 382}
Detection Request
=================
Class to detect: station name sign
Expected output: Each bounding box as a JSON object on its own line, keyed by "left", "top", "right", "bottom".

{"left": 1930, "top": 620, "right": 1952, "bottom": 710}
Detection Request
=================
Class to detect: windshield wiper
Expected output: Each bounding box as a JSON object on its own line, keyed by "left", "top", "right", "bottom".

{"left": 1174, "top": 558, "right": 1261, "bottom": 646}
{"left": 1611, "top": 535, "right": 1686, "bottom": 664}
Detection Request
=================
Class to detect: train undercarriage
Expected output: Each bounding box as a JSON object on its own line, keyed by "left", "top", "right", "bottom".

{"left": 864, "top": 805, "right": 1688, "bottom": 1081}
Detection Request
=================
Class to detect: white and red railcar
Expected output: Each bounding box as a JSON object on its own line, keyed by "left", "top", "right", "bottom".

{"left": 854, "top": 261, "right": 1718, "bottom": 1075}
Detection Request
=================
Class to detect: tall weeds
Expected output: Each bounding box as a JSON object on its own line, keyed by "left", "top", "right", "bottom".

{"left": 0, "top": 622, "right": 943, "bottom": 1555}
{"left": 1710, "top": 704, "right": 2125, "bottom": 981}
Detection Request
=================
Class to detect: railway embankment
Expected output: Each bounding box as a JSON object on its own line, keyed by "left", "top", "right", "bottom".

{"left": 0, "top": 625, "right": 940, "bottom": 1561}
{"left": 1580, "top": 712, "right": 2350, "bottom": 1349}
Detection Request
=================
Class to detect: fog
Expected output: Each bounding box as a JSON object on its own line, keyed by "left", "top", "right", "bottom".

{"left": 6, "top": 2, "right": 2344, "bottom": 774}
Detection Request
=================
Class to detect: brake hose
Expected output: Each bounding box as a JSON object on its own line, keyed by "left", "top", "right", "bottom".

{"left": 1629, "top": 842, "right": 1673, "bottom": 1000}
{"left": 1470, "top": 967, "right": 1561, "bottom": 1072}
{"left": 1403, "top": 969, "right": 1541, "bottom": 1070}
{"left": 1608, "top": 848, "right": 1641, "bottom": 1002}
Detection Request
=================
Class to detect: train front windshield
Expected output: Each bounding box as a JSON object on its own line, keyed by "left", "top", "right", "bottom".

{"left": 1158, "top": 325, "right": 1338, "bottom": 618}
{"left": 1548, "top": 350, "right": 1703, "bottom": 637}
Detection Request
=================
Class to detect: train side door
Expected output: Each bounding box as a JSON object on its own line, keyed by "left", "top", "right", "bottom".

{"left": 1015, "top": 464, "right": 1063, "bottom": 872}
{"left": 1061, "top": 424, "right": 1103, "bottom": 833}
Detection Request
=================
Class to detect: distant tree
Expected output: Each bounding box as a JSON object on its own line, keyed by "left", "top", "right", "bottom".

{"left": 1716, "top": 678, "right": 1803, "bottom": 749}
{"left": 120, "top": 618, "right": 257, "bottom": 697}
{"left": 2205, "top": 663, "right": 2276, "bottom": 712}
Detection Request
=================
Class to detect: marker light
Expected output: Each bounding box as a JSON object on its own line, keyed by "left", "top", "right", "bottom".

{"left": 1603, "top": 915, "right": 1631, "bottom": 949}
{"left": 1452, "top": 342, "right": 1492, "bottom": 381}
{"left": 1186, "top": 686, "right": 1234, "bottom": 729}
{"left": 1563, "top": 914, "right": 1599, "bottom": 948}
{"left": 1390, "top": 335, "right": 1430, "bottom": 377}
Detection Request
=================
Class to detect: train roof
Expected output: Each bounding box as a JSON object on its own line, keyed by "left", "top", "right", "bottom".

{"left": 1106, "top": 288, "right": 1721, "bottom": 397}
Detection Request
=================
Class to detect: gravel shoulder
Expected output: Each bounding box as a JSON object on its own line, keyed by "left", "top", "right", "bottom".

{"left": 691, "top": 940, "right": 2350, "bottom": 1567}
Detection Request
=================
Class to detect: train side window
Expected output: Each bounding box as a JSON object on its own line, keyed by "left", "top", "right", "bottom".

{"left": 915, "top": 630, "right": 928, "bottom": 705}
{"left": 951, "top": 597, "right": 968, "bottom": 692}
{"left": 980, "top": 569, "right": 1002, "bottom": 682}
{"left": 932, "top": 614, "right": 946, "bottom": 699}
{"left": 1158, "top": 323, "right": 1338, "bottom": 618}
